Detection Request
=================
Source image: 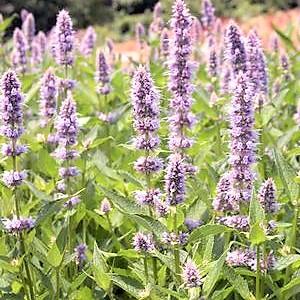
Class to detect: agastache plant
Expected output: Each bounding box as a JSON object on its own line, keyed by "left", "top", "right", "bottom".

{"left": 166, "top": 0, "right": 195, "bottom": 283}
{"left": 160, "top": 28, "right": 169, "bottom": 59}
{"left": 12, "top": 28, "right": 28, "bottom": 74}
{"left": 95, "top": 50, "right": 111, "bottom": 96}
{"left": 22, "top": 13, "right": 35, "bottom": 51}
{"left": 131, "top": 65, "right": 165, "bottom": 283}
{"left": 80, "top": 26, "right": 97, "bottom": 56}
{"left": 0, "top": 70, "right": 35, "bottom": 300}
{"left": 36, "top": 31, "right": 47, "bottom": 56}
{"left": 201, "top": 0, "right": 216, "bottom": 32}
{"left": 149, "top": 2, "right": 164, "bottom": 38}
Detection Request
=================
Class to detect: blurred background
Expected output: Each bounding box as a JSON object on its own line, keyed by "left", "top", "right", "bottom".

{"left": 0, "top": 0, "right": 299, "bottom": 40}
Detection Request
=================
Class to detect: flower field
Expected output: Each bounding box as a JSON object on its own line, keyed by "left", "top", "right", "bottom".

{"left": 0, "top": 1, "right": 299, "bottom": 299}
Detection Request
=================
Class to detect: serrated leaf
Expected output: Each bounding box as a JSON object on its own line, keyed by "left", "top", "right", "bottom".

{"left": 280, "top": 277, "right": 300, "bottom": 299}
{"left": 275, "top": 255, "right": 300, "bottom": 271}
{"left": 249, "top": 222, "right": 266, "bottom": 245}
{"left": 249, "top": 195, "right": 265, "bottom": 226}
{"left": 111, "top": 274, "right": 143, "bottom": 299}
{"left": 47, "top": 243, "right": 62, "bottom": 268}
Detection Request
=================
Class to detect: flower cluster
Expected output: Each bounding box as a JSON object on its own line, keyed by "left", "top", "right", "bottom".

{"left": 218, "top": 215, "right": 249, "bottom": 231}
{"left": 201, "top": 0, "right": 215, "bottom": 32}
{"left": 133, "top": 232, "right": 155, "bottom": 252}
{"left": 36, "top": 31, "right": 47, "bottom": 56}
{"left": 207, "top": 37, "right": 218, "bottom": 78}
{"left": 258, "top": 178, "right": 278, "bottom": 214}
{"left": 2, "top": 216, "right": 35, "bottom": 234}
{"left": 182, "top": 260, "right": 201, "bottom": 288}
{"left": 74, "top": 243, "right": 87, "bottom": 267}
{"left": 100, "top": 198, "right": 112, "bottom": 214}
{"left": 160, "top": 28, "right": 169, "bottom": 59}
{"left": 135, "top": 23, "right": 145, "bottom": 50}
{"left": 149, "top": 2, "right": 164, "bottom": 37}
{"left": 54, "top": 10, "right": 74, "bottom": 66}
{"left": 161, "top": 231, "right": 189, "bottom": 246}
{"left": 95, "top": 50, "right": 111, "bottom": 95}
{"left": 22, "top": 13, "right": 35, "bottom": 50}
{"left": 80, "top": 26, "right": 97, "bottom": 56}
{"left": 12, "top": 28, "right": 28, "bottom": 74}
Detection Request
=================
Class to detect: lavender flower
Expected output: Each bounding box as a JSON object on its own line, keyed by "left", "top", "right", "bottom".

{"left": 281, "top": 53, "right": 290, "bottom": 81}
{"left": 221, "top": 66, "right": 231, "bottom": 94}
{"left": 218, "top": 215, "right": 249, "bottom": 231}
{"left": 80, "top": 26, "right": 97, "bottom": 56}
{"left": 165, "top": 153, "right": 186, "bottom": 206}
{"left": 1, "top": 144, "right": 27, "bottom": 157}
{"left": 182, "top": 260, "right": 201, "bottom": 288}
{"left": 246, "top": 31, "right": 268, "bottom": 96}
{"left": 168, "top": 0, "right": 195, "bottom": 151}
{"left": 64, "top": 196, "right": 80, "bottom": 209}
{"left": 229, "top": 73, "right": 256, "bottom": 203}
{"left": 59, "top": 166, "right": 80, "bottom": 178}
{"left": 135, "top": 189, "right": 161, "bottom": 206}
{"left": 213, "top": 172, "right": 239, "bottom": 212}
{"left": 106, "top": 38, "right": 115, "bottom": 62}
{"left": 74, "top": 243, "right": 87, "bottom": 266}
{"left": 133, "top": 232, "right": 155, "bottom": 252}
{"left": 100, "top": 198, "right": 112, "bottom": 214}
{"left": 149, "top": 2, "right": 164, "bottom": 37}
{"left": 2, "top": 170, "right": 27, "bottom": 187}
{"left": 201, "top": 0, "right": 215, "bottom": 32}
{"left": 161, "top": 231, "right": 189, "bottom": 246}
{"left": 134, "top": 156, "right": 163, "bottom": 174}
{"left": 95, "top": 50, "right": 111, "bottom": 95}
{"left": 20, "top": 9, "right": 29, "bottom": 22}
{"left": 258, "top": 178, "right": 278, "bottom": 214}
{"left": 226, "top": 248, "right": 255, "bottom": 267}
{"left": 270, "top": 35, "right": 279, "bottom": 54}
{"left": 53, "top": 147, "right": 78, "bottom": 160}
{"left": 2, "top": 216, "right": 35, "bottom": 234}
{"left": 191, "top": 17, "right": 202, "bottom": 43}
{"left": 55, "top": 9, "right": 74, "bottom": 66}
{"left": 154, "top": 200, "right": 169, "bottom": 217}
{"left": 31, "top": 39, "right": 42, "bottom": 66}
{"left": 56, "top": 91, "right": 79, "bottom": 146}
{"left": 224, "top": 23, "right": 247, "bottom": 76}
{"left": 12, "top": 28, "right": 28, "bottom": 74}
{"left": 185, "top": 218, "right": 202, "bottom": 231}
{"left": 0, "top": 70, "right": 24, "bottom": 139}
{"left": 39, "top": 69, "right": 59, "bottom": 123}
{"left": 207, "top": 37, "right": 218, "bottom": 78}
{"left": 59, "top": 79, "right": 76, "bottom": 91}
{"left": 135, "top": 23, "right": 145, "bottom": 49}
{"left": 36, "top": 31, "right": 47, "bottom": 56}
{"left": 22, "top": 13, "right": 35, "bottom": 50}
{"left": 160, "top": 28, "right": 169, "bottom": 59}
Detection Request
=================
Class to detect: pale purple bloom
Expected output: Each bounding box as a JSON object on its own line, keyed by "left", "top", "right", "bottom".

{"left": 270, "top": 35, "right": 279, "bottom": 54}
{"left": 100, "top": 198, "right": 111, "bottom": 214}
{"left": 55, "top": 10, "right": 74, "bottom": 66}
{"left": 160, "top": 28, "right": 169, "bottom": 58}
{"left": 213, "top": 172, "right": 239, "bottom": 212}
{"left": 229, "top": 73, "right": 256, "bottom": 203}
{"left": 207, "top": 37, "right": 218, "bottom": 78}
{"left": 12, "top": 28, "right": 28, "bottom": 74}
{"left": 0, "top": 70, "right": 24, "bottom": 139}
{"left": 185, "top": 218, "right": 202, "bottom": 231}
{"left": 135, "top": 23, "right": 145, "bottom": 49}
{"left": 22, "top": 13, "right": 35, "bottom": 49}
{"left": 224, "top": 23, "right": 247, "bottom": 76}
{"left": 53, "top": 147, "right": 78, "bottom": 160}
{"left": 56, "top": 92, "right": 79, "bottom": 146}
{"left": 154, "top": 200, "right": 169, "bottom": 217}
{"left": 165, "top": 153, "right": 186, "bottom": 206}
{"left": 182, "top": 260, "right": 201, "bottom": 288}
{"left": 95, "top": 50, "right": 111, "bottom": 95}
{"left": 221, "top": 66, "right": 232, "bottom": 94}
{"left": 64, "top": 196, "right": 80, "bottom": 209}
{"left": 39, "top": 69, "right": 59, "bottom": 121}
{"left": 98, "top": 111, "right": 119, "bottom": 124}
{"left": 218, "top": 215, "right": 249, "bottom": 231}
{"left": 59, "top": 166, "right": 80, "bottom": 178}
{"left": 20, "top": 9, "right": 29, "bottom": 22}
{"left": 59, "top": 79, "right": 76, "bottom": 91}
{"left": 134, "top": 135, "right": 159, "bottom": 151}
{"left": 56, "top": 181, "right": 66, "bottom": 193}
{"left": 201, "top": 0, "right": 215, "bottom": 32}
{"left": 134, "top": 189, "right": 161, "bottom": 206}
{"left": 134, "top": 156, "right": 163, "bottom": 174}
{"left": 36, "top": 31, "right": 47, "bottom": 56}
{"left": 168, "top": 0, "right": 195, "bottom": 151}
{"left": 1, "top": 143, "right": 27, "bottom": 157}
{"left": 31, "top": 39, "right": 42, "bottom": 66}
{"left": 161, "top": 231, "right": 189, "bottom": 246}
{"left": 281, "top": 53, "right": 290, "bottom": 81}
{"left": 74, "top": 243, "right": 87, "bottom": 266}
{"left": 133, "top": 232, "right": 155, "bottom": 252}
{"left": 258, "top": 178, "right": 278, "bottom": 214}
{"left": 226, "top": 248, "right": 255, "bottom": 267}
{"left": 47, "top": 133, "right": 59, "bottom": 145}
{"left": 191, "top": 17, "right": 202, "bottom": 43}
{"left": 149, "top": 2, "right": 164, "bottom": 37}
{"left": 2, "top": 216, "right": 35, "bottom": 234}
{"left": 80, "top": 26, "right": 97, "bottom": 56}
{"left": 2, "top": 170, "right": 27, "bottom": 187}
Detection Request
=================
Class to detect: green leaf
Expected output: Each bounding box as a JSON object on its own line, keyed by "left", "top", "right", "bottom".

{"left": 47, "top": 243, "right": 62, "bottom": 268}
{"left": 212, "top": 287, "right": 234, "bottom": 300}
{"left": 224, "top": 266, "right": 255, "bottom": 300}
{"left": 249, "top": 194, "right": 265, "bottom": 226}
{"left": 203, "top": 250, "right": 227, "bottom": 297}
{"left": 111, "top": 274, "right": 144, "bottom": 299}
{"left": 0, "top": 14, "right": 17, "bottom": 32}
{"left": 274, "top": 255, "right": 300, "bottom": 271}
{"left": 189, "top": 224, "right": 233, "bottom": 243}
{"left": 273, "top": 26, "right": 297, "bottom": 51}
{"left": 280, "top": 277, "right": 300, "bottom": 299}
{"left": 93, "top": 243, "right": 111, "bottom": 292}
{"left": 249, "top": 223, "right": 266, "bottom": 245}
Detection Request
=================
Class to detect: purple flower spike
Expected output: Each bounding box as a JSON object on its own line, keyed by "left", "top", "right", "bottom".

{"left": 74, "top": 243, "right": 87, "bottom": 266}
{"left": 56, "top": 91, "right": 79, "bottom": 146}
{"left": 191, "top": 17, "right": 202, "bottom": 43}
{"left": 1, "top": 143, "right": 27, "bottom": 157}
{"left": 246, "top": 31, "right": 268, "bottom": 96}
{"left": 165, "top": 153, "right": 186, "bottom": 206}
{"left": 135, "top": 23, "right": 145, "bottom": 49}
{"left": 36, "top": 31, "right": 47, "bottom": 56}
{"left": 134, "top": 156, "right": 163, "bottom": 174}
{"left": 95, "top": 50, "right": 111, "bottom": 95}
{"left": 2, "top": 170, "right": 27, "bottom": 187}
{"left": 161, "top": 231, "right": 189, "bottom": 246}
{"left": 64, "top": 196, "right": 80, "bottom": 209}
{"left": 182, "top": 260, "right": 201, "bottom": 288}
{"left": 201, "top": 0, "right": 215, "bottom": 32}
{"left": 22, "top": 13, "right": 35, "bottom": 49}
{"left": 0, "top": 70, "right": 24, "bottom": 139}
{"left": 213, "top": 172, "right": 239, "bottom": 212}
{"left": 169, "top": 0, "right": 195, "bottom": 151}
{"left": 218, "top": 215, "right": 249, "bottom": 231}
{"left": 229, "top": 73, "right": 256, "bottom": 203}
{"left": 3, "top": 216, "right": 35, "bottom": 234}
{"left": 80, "top": 26, "right": 97, "bottom": 56}
{"left": 221, "top": 66, "right": 232, "bottom": 94}
{"left": 160, "top": 28, "right": 169, "bottom": 58}
{"left": 258, "top": 178, "right": 278, "bottom": 214}
{"left": 39, "top": 69, "right": 59, "bottom": 122}
{"left": 208, "top": 37, "right": 218, "bottom": 78}
{"left": 31, "top": 40, "right": 42, "bottom": 66}
{"left": 281, "top": 53, "right": 290, "bottom": 81}
{"left": 100, "top": 198, "right": 112, "bottom": 214}
{"left": 59, "top": 166, "right": 80, "bottom": 178}
{"left": 134, "top": 189, "right": 161, "bottom": 206}
{"left": 224, "top": 23, "right": 247, "bottom": 76}
{"left": 185, "top": 218, "right": 202, "bottom": 231}
{"left": 149, "top": 2, "right": 164, "bottom": 37}
{"left": 12, "top": 28, "right": 28, "bottom": 74}
{"left": 55, "top": 9, "right": 74, "bottom": 66}
{"left": 133, "top": 232, "right": 155, "bottom": 252}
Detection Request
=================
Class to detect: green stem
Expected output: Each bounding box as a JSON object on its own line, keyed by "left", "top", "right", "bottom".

{"left": 152, "top": 258, "right": 158, "bottom": 285}
{"left": 55, "top": 268, "right": 60, "bottom": 300}
{"left": 144, "top": 256, "right": 149, "bottom": 285}
{"left": 106, "top": 214, "right": 121, "bottom": 251}
{"left": 173, "top": 210, "right": 181, "bottom": 283}
{"left": 256, "top": 245, "right": 261, "bottom": 300}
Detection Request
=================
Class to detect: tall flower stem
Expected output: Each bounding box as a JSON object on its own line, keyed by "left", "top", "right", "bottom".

{"left": 173, "top": 209, "right": 181, "bottom": 283}
{"left": 106, "top": 214, "right": 121, "bottom": 251}
{"left": 144, "top": 255, "right": 149, "bottom": 285}
{"left": 256, "top": 245, "right": 261, "bottom": 300}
